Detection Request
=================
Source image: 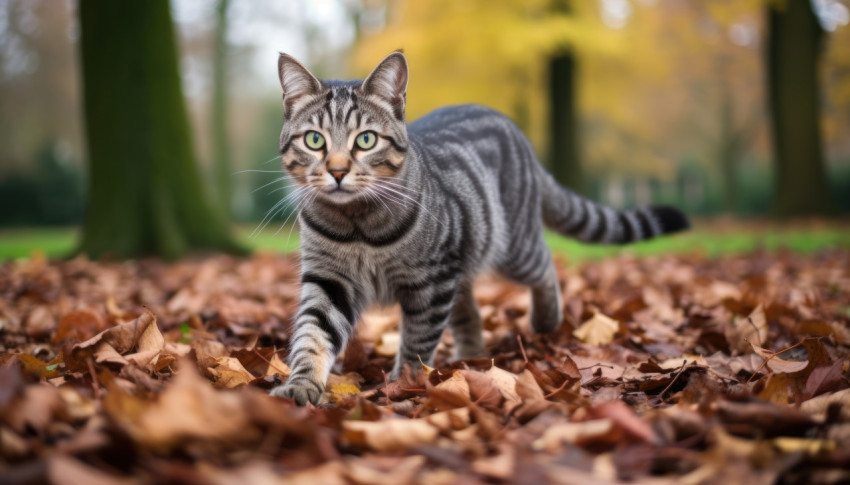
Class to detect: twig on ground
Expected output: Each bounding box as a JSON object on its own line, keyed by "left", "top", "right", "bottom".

{"left": 659, "top": 359, "right": 689, "bottom": 402}
{"left": 253, "top": 348, "right": 288, "bottom": 376}
{"left": 746, "top": 338, "right": 806, "bottom": 383}
{"left": 517, "top": 335, "right": 528, "bottom": 363}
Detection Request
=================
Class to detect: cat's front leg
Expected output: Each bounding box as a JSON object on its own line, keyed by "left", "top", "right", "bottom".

{"left": 270, "top": 273, "right": 361, "bottom": 405}
{"left": 391, "top": 280, "right": 458, "bottom": 379}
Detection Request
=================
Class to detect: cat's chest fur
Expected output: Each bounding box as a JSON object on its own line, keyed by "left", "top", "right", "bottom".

{"left": 300, "top": 227, "right": 429, "bottom": 305}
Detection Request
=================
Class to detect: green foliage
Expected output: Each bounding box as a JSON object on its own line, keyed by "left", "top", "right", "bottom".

{"left": 0, "top": 143, "right": 84, "bottom": 227}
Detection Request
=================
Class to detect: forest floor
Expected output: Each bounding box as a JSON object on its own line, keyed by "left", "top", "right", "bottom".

{"left": 1, "top": 247, "right": 849, "bottom": 484}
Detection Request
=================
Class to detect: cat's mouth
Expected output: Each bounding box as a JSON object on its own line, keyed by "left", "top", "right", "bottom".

{"left": 317, "top": 185, "right": 363, "bottom": 205}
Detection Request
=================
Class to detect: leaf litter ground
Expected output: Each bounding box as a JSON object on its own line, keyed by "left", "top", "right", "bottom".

{"left": 1, "top": 249, "right": 849, "bottom": 484}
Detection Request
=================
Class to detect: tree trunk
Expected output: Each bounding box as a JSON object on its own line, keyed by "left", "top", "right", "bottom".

{"left": 78, "top": 0, "right": 240, "bottom": 259}
{"left": 212, "top": 0, "right": 232, "bottom": 216}
{"left": 548, "top": 52, "right": 584, "bottom": 194}
{"left": 767, "top": 0, "right": 834, "bottom": 216}
{"left": 718, "top": 79, "right": 740, "bottom": 213}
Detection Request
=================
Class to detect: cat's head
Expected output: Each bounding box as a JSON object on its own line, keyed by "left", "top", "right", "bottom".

{"left": 277, "top": 51, "right": 409, "bottom": 205}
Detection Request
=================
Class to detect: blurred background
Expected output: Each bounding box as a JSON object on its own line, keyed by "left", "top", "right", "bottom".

{"left": 0, "top": 0, "right": 848, "bottom": 260}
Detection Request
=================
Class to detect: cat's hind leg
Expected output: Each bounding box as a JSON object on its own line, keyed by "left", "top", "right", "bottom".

{"left": 529, "top": 262, "right": 563, "bottom": 333}
{"left": 448, "top": 281, "right": 484, "bottom": 360}
{"left": 497, "top": 243, "right": 563, "bottom": 334}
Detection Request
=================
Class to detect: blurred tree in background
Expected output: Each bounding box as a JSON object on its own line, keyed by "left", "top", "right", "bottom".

{"left": 211, "top": 0, "right": 233, "bottom": 217}
{"left": 548, "top": 0, "right": 584, "bottom": 193}
{"left": 77, "top": 0, "right": 239, "bottom": 259}
{"left": 767, "top": 0, "right": 835, "bottom": 216}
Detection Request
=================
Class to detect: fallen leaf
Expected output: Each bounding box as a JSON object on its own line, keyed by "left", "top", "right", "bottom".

{"left": 15, "top": 353, "right": 64, "bottom": 379}
{"left": 327, "top": 382, "right": 361, "bottom": 403}
{"left": 434, "top": 371, "right": 471, "bottom": 401}
{"left": 573, "top": 311, "right": 619, "bottom": 345}
{"left": 750, "top": 342, "right": 809, "bottom": 374}
{"left": 342, "top": 418, "right": 439, "bottom": 451}
{"left": 533, "top": 419, "right": 616, "bottom": 451}
{"left": 207, "top": 356, "right": 255, "bottom": 388}
{"left": 803, "top": 360, "right": 844, "bottom": 400}
{"left": 53, "top": 309, "right": 107, "bottom": 344}
{"left": 485, "top": 364, "right": 521, "bottom": 403}
{"left": 587, "top": 400, "right": 659, "bottom": 444}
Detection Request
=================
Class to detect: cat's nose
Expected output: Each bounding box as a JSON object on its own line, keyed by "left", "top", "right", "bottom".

{"left": 329, "top": 168, "right": 349, "bottom": 185}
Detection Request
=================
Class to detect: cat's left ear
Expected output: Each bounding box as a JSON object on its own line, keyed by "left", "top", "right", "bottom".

{"left": 278, "top": 53, "right": 322, "bottom": 117}
{"left": 361, "top": 51, "right": 408, "bottom": 121}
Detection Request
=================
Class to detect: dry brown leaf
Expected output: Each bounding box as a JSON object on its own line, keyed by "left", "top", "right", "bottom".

{"left": 470, "top": 444, "right": 515, "bottom": 479}
{"left": 728, "top": 304, "right": 768, "bottom": 354}
{"left": 573, "top": 311, "right": 619, "bottom": 345}
{"left": 758, "top": 372, "right": 794, "bottom": 405}
{"left": 587, "top": 400, "right": 659, "bottom": 444}
{"left": 434, "top": 371, "right": 471, "bottom": 401}
{"left": 327, "top": 382, "right": 361, "bottom": 403}
{"left": 342, "top": 418, "right": 439, "bottom": 452}
{"left": 803, "top": 360, "right": 844, "bottom": 400}
{"left": 25, "top": 305, "right": 56, "bottom": 339}
{"left": 750, "top": 342, "right": 810, "bottom": 374}
{"left": 458, "top": 370, "right": 503, "bottom": 409}
{"left": 800, "top": 388, "right": 850, "bottom": 420}
{"left": 53, "top": 309, "right": 107, "bottom": 344}
{"left": 485, "top": 365, "right": 521, "bottom": 403}
{"left": 533, "top": 419, "right": 615, "bottom": 451}
{"left": 70, "top": 309, "right": 158, "bottom": 369}
{"left": 106, "top": 361, "right": 254, "bottom": 449}
{"left": 425, "top": 407, "right": 471, "bottom": 431}
{"left": 92, "top": 342, "right": 129, "bottom": 367}
{"left": 265, "top": 352, "right": 290, "bottom": 377}
{"left": 15, "top": 353, "right": 64, "bottom": 379}
{"left": 207, "top": 356, "right": 255, "bottom": 388}
{"left": 191, "top": 338, "right": 228, "bottom": 366}
{"left": 3, "top": 384, "right": 67, "bottom": 434}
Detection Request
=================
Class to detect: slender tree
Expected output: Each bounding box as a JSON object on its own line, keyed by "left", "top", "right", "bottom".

{"left": 78, "top": 0, "right": 241, "bottom": 259}
{"left": 548, "top": 51, "right": 583, "bottom": 194}
{"left": 211, "top": 0, "right": 233, "bottom": 216}
{"left": 767, "top": 0, "right": 835, "bottom": 216}
{"left": 547, "top": 0, "right": 583, "bottom": 194}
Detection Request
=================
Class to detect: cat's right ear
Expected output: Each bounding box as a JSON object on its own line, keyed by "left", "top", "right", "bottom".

{"left": 278, "top": 53, "right": 322, "bottom": 117}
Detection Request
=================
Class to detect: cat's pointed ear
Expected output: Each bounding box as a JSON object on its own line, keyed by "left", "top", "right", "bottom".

{"left": 278, "top": 53, "right": 322, "bottom": 116}
{"left": 361, "top": 51, "right": 408, "bottom": 121}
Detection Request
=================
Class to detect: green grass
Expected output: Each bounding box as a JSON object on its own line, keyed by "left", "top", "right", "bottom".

{"left": 0, "top": 227, "right": 81, "bottom": 260}
{"left": 544, "top": 225, "right": 850, "bottom": 263}
{"left": 1, "top": 222, "right": 848, "bottom": 262}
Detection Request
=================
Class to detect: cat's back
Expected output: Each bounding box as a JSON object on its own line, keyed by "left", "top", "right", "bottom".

{"left": 407, "top": 104, "right": 534, "bottom": 181}
{"left": 408, "top": 104, "right": 517, "bottom": 141}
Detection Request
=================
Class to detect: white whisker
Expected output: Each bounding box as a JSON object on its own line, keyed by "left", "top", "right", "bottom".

{"left": 250, "top": 186, "right": 308, "bottom": 239}
{"left": 251, "top": 175, "right": 295, "bottom": 194}
{"left": 374, "top": 182, "right": 444, "bottom": 227}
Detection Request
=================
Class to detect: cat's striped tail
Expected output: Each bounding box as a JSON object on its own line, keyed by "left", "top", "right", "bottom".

{"left": 539, "top": 172, "right": 690, "bottom": 244}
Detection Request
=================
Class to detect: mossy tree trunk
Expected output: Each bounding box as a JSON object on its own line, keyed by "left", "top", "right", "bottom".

{"left": 78, "top": 0, "right": 240, "bottom": 259}
{"left": 767, "top": 0, "right": 835, "bottom": 217}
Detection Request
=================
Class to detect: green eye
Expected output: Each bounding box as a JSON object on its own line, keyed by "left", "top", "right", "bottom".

{"left": 304, "top": 131, "right": 325, "bottom": 150}
{"left": 355, "top": 131, "right": 377, "bottom": 150}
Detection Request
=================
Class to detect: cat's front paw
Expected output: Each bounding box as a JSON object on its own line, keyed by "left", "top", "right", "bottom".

{"left": 270, "top": 377, "right": 324, "bottom": 406}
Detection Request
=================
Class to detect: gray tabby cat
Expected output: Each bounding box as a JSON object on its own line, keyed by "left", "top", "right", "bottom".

{"left": 269, "top": 52, "right": 689, "bottom": 405}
